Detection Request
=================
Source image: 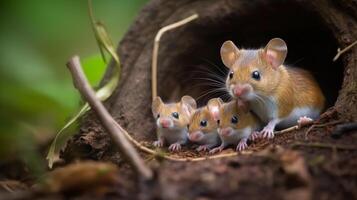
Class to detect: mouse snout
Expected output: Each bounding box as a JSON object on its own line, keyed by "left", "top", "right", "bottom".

{"left": 233, "top": 84, "right": 252, "bottom": 98}
{"left": 220, "top": 127, "right": 233, "bottom": 137}
{"left": 189, "top": 131, "right": 204, "bottom": 142}
{"left": 159, "top": 118, "right": 172, "bottom": 128}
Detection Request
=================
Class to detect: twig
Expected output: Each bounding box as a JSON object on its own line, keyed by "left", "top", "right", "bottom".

{"left": 274, "top": 125, "right": 299, "bottom": 135}
{"left": 114, "top": 122, "right": 242, "bottom": 162}
{"left": 305, "top": 120, "right": 344, "bottom": 139}
{"left": 274, "top": 119, "right": 314, "bottom": 135}
{"left": 151, "top": 13, "right": 199, "bottom": 100}
{"left": 333, "top": 40, "right": 357, "bottom": 61}
{"left": 118, "top": 117, "right": 322, "bottom": 162}
{"left": 66, "top": 56, "right": 153, "bottom": 180}
{"left": 292, "top": 142, "right": 357, "bottom": 151}
{"left": 123, "top": 121, "right": 312, "bottom": 162}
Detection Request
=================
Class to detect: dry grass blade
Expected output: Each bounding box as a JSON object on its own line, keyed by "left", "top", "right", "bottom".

{"left": 151, "top": 13, "right": 199, "bottom": 100}
{"left": 47, "top": 0, "right": 121, "bottom": 168}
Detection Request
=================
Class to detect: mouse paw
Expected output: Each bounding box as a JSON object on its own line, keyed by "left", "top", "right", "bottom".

{"left": 153, "top": 140, "right": 163, "bottom": 147}
{"left": 260, "top": 126, "right": 275, "bottom": 139}
{"left": 209, "top": 146, "right": 224, "bottom": 154}
{"left": 297, "top": 116, "right": 313, "bottom": 128}
{"left": 168, "top": 143, "right": 182, "bottom": 152}
{"left": 249, "top": 131, "right": 260, "bottom": 141}
{"left": 196, "top": 145, "right": 209, "bottom": 152}
{"left": 236, "top": 139, "right": 248, "bottom": 151}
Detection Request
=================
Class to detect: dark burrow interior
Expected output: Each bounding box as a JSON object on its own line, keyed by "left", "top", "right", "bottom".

{"left": 157, "top": 1, "right": 343, "bottom": 113}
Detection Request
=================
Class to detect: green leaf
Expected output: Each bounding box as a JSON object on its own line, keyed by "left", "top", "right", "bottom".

{"left": 46, "top": 0, "right": 121, "bottom": 168}
{"left": 46, "top": 104, "right": 89, "bottom": 169}
{"left": 94, "top": 21, "right": 120, "bottom": 64}
{"left": 82, "top": 54, "right": 106, "bottom": 86}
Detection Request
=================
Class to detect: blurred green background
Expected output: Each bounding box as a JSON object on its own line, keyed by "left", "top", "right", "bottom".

{"left": 0, "top": 0, "right": 147, "bottom": 173}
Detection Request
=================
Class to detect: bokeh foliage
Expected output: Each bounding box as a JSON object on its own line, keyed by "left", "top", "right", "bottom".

{"left": 0, "top": 0, "right": 147, "bottom": 174}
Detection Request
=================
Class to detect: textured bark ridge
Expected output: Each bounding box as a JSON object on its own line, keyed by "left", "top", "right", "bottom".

{"left": 62, "top": 0, "right": 356, "bottom": 165}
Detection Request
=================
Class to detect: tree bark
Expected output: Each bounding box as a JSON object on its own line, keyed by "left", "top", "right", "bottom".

{"left": 62, "top": 0, "right": 357, "bottom": 164}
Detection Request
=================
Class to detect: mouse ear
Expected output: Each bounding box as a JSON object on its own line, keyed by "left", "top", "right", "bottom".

{"left": 207, "top": 98, "right": 223, "bottom": 121}
{"left": 152, "top": 96, "right": 163, "bottom": 117}
{"left": 220, "top": 40, "right": 240, "bottom": 68}
{"left": 180, "top": 95, "right": 197, "bottom": 117}
{"left": 264, "top": 38, "right": 287, "bottom": 69}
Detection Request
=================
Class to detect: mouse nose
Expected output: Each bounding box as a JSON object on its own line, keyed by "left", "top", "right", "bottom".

{"left": 160, "top": 119, "right": 171, "bottom": 128}
{"left": 233, "top": 84, "right": 250, "bottom": 97}
{"left": 220, "top": 127, "right": 232, "bottom": 136}
{"left": 233, "top": 86, "right": 244, "bottom": 96}
{"left": 189, "top": 131, "right": 203, "bottom": 141}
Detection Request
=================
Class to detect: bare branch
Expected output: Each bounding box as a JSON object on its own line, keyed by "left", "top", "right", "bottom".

{"left": 66, "top": 56, "right": 152, "bottom": 180}
{"left": 333, "top": 40, "right": 357, "bottom": 61}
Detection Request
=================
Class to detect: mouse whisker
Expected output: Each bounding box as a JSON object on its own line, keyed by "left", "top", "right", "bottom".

{"left": 190, "top": 70, "right": 226, "bottom": 82}
{"left": 192, "top": 77, "right": 225, "bottom": 85}
{"left": 196, "top": 88, "right": 228, "bottom": 101}
{"left": 198, "top": 57, "right": 229, "bottom": 76}
{"left": 196, "top": 89, "right": 224, "bottom": 101}
{"left": 220, "top": 93, "right": 232, "bottom": 102}
{"left": 191, "top": 79, "right": 225, "bottom": 87}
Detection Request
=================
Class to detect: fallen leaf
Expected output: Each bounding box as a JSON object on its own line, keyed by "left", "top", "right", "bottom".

{"left": 41, "top": 161, "right": 119, "bottom": 195}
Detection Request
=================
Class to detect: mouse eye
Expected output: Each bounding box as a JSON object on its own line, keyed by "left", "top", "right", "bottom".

{"left": 200, "top": 120, "right": 207, "bottom": 127}
{"left": 252, "top": 70, "right": 261, "bottom": 80}
{"left": 217, "top": 120, "right": 220, "bottom": 125}
{"left": 157, "top": 114, "right": 160, "bottom": 118}
{"left": 172, "top": 112, "right": 179, "bottom": 119}
{"left": 231, "top": 115, "right": 238, "bottom": 124}
{"left": 229, "top": 71, "right": 234, "bottom": 79}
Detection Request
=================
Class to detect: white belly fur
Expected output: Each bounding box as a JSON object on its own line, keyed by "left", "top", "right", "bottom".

{"left": 277, "top": 107, "right": 321, "bottom": 129}
{"left": 199, "top": 131, "right": 220, "bottom": 146}
{"left": 158, "top": 128, "right": 188, "bottom": 145}
{"left": 222, "top": 127, "right": 251, "bottom": 146}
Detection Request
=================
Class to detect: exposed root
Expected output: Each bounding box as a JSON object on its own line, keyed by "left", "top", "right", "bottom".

{"left": 305, "top": 120, "right": 344, "bottom": 139}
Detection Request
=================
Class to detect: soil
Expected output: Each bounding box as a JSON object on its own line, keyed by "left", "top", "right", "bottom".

{"left": 1, "top": 0, "right": 357, "bottom": 199}
{"left": 2, "top": 110, "right": 357, "bottom": 200}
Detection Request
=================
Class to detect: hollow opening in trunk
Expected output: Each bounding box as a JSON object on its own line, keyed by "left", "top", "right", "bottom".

{"left": 157, "top": 1, "right": 343, "bottom": 113}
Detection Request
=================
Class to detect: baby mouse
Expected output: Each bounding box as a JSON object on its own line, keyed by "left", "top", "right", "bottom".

{"left": 152, "top": 95, "right": 196, "bottom": 151}
{"left": 188, "top": 98, "right": 222, "bottom": 152}
{"left": 220, "top": 38, "right": 325, "bottom": 138}
{"left": 209, "top": 100, "right": 261, "bottom": 154}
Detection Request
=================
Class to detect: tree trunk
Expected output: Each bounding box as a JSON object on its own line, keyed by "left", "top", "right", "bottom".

{"left": 62, "top": 0, "right": 357, "bottom": 179}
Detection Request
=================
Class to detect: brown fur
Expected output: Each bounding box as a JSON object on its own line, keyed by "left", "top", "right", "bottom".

{"left": 188, "top": 98, "right": 223, "bottom": 134}
{"left": 189, "top": 107, "right": 217, "bottom": 134}
{"left": 152, "top": 96, "right": 196, "bottom": 128}
{"left": 219, "top": 101, "right": 257, "bottom": 130}
{"left": 222, "top": 39, "right": 325, "bottom": 119}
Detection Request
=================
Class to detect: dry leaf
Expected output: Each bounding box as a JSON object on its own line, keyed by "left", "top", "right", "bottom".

{"left": 41, "top": 161, "right": 119, "bottom": 195}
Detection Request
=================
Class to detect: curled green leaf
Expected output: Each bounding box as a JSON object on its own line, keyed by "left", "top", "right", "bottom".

{"left": 46, "top": 104, "right": 89, "bottom": 169}
{"left": 46, "top": 0, "right": 121, "bottom": 168}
